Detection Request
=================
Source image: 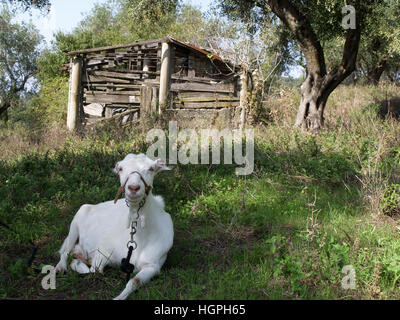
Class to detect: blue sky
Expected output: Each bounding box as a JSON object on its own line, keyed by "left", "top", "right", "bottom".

{"left": 16, "top": 0, "right": 213, "bottom": 46}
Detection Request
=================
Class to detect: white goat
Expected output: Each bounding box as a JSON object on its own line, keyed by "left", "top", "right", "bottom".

{"left": 55, "top": 153, "right": 173, "bottom": 300}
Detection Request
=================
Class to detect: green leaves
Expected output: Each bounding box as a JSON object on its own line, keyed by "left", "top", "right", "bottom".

{"left": 0, "top": 6, "right": 42, "bottom": 120}
{"left": 380, "top": 184, "right": 400, "bottom": 217}
{"left": 1, "top": 0, "right": 50, "bottom": 13}
{"left": 357, "top": 0, "right": 400, "bottom": 83}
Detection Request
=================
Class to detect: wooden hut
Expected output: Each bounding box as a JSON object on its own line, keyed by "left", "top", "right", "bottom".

{"left": 66, "top": 37, "right": 248, "bottom": 130}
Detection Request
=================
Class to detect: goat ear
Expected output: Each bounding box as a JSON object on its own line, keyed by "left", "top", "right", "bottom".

{"left": 153, "top": 159, "right": 171, "bottom": 173}
{"left": 113, "top": 162, "right": 120, "bottom": 174}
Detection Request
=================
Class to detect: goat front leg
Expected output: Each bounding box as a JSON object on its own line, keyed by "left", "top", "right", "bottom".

{"left": 113, "top": 263, "right": 160, "bottom": 300}
{"left": 89, "top": 247, "right": 113, "bottom": 273}
{"left": 70, "top": 259, "right": 91, "bottom": 274}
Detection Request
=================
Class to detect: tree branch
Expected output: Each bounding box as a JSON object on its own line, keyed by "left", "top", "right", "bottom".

{"left": 322, "top": 28, "right": 361, "bottom": 95}
{"left": 264, "top": 0, "right": 326, "bottom": 78}
{"left": 15, "top": 71, "right": 34, "bottom": 92}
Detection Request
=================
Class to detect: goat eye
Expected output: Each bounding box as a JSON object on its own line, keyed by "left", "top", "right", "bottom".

{"left": 149, "top": 167, "right": 154, "bottom": 172}
{"left": 119, "top": 167, "right": 123, "bottom": 172}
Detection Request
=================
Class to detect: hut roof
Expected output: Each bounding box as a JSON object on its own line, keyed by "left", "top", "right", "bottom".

{"left": 66, "top": 36, "right": 232, "bottom": 65}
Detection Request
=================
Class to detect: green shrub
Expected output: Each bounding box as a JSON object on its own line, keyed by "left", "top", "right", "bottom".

{"left": 30, "top": 76, "right": 69, "bottom": 127}
{"left": 381, "top": 184, "right": 400, "bottom": 216}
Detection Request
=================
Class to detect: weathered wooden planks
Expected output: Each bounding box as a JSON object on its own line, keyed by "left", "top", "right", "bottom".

{"left": 90, "top": 71, "right": 141, "bottom": 80}
{"left": 85, "top": 93, "right": 140, "bottom": 104}
{"left": 83, "top": 75, "right": 131, "bottom": 84}
{"left": 91, "top": 70, "right": 159, "bottom": 78}
{"left": 85, "top": 83, "right": 142, "bottom": 89}
{"left": 170, "top": 82, "right": 234, "bottom": 93}
{"left": 180, "top": 101, "right": 239, "bottom": 109}
{"left": 177, "top": 91, "right": 232, "bottom": 98}
{"left": 178, "top": 96, "right": 239, "bottom": 103}
{"left": 66, "top": 37, "right": 168, "bottom": 55}
{"left": 171, "top": 75, "right": 233, "bottom": 84}
{"left": 85, "top": 89, "right": 141, "bottom": 95}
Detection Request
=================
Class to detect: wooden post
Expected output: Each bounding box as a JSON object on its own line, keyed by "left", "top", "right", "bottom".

{"left": 239, "top": 68, "right": 248, "bottom": 129}
{"left": 158, "top": 41, "right": 171, "bottom": 114}
{"left": 140, "top": 85, "right": 152, "bottom": 115}
{"left": 67, "top": 56, "right": 82, "bottom": 131}
{"left": 151, "top": 87, "right": 158, "bottom": 113}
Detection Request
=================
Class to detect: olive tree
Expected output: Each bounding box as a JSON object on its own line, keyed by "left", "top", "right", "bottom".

{"left": 219, "top": 0, "right": 378, "bottom": 131}
{"left": 0, "top": 7, "right": 42, "bottom": 123}
{"left": 357, "top": 0, "right": 400, "bottom": 85}
{"left": 0, "top": 0, "right": 50, "bottom": 12}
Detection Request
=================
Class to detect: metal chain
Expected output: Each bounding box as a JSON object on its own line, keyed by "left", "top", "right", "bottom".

{"left": 125, "top": 196, "right": 147, "bottom": 249}
{"left": 119, "top": 177, "right": 151, "bottom": 283}
{"left": 127, "top": 220, "right": 138, "bottom": 249}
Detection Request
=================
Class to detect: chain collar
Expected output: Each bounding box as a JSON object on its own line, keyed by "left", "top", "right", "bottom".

{"left": 125, "top": 196, "right": 146, "bottom": 208}
{"left": 119, "top": 173, "right": 150, "bottom": 283}
{"left": 125, "top": 195, "right": 146, "bottom": 249}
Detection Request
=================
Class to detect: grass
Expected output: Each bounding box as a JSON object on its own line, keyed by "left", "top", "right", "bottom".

{"left": 1, "top": 84, "right": 400, "bottom": 299}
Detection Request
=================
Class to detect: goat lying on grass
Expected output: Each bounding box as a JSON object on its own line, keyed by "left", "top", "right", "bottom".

{"left": 55, "top": 153, "right": 173, "bottom": 300}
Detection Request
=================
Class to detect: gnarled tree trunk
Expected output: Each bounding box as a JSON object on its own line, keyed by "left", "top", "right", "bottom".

{"left": 295, "top": 74, "right": 328, "bottom": 131}
{"left": 267, "top": 0, "right": 362, "bottom": 132}
{"left": 294, "top": 61, "right": 359, "bottom": 132}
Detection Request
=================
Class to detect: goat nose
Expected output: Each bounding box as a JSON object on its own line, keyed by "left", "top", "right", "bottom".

{"left": 127, "top": 184, "right": 140, "bottom": 193}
